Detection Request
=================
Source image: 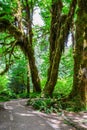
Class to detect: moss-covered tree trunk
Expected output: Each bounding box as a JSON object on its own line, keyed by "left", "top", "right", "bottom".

{"left": 21, "top": 0, "right": 41, "bottom": 93}
{"left": 69, "top": 0, "right": 87, "bottom": 108}
{"left": 25, "top": 0, "right": 41, "bottom": 92}
{"left": 45, "top": 0, "right": 63, "bottom": 87}
{"left": 43, "top": 47, "right": 62, "bottom": 96}
{"left": 70, "top": 18, "right": 83, "bottom": 98}
{"left": 43, "top": 0, "right": 77, "bottom": 97}
{"left": 19, "top": 37, "right": 41, "bottom": 92}
{"left": 80, "top": 42, "right": 87, "bottom": 107}
{"left": 0, "top": 0, "right": 41, "bottom": 93}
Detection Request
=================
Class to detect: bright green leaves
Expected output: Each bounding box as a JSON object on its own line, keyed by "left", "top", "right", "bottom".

{"left": 0, "top": 75, "right": 8, "bottom": 93}
{"left": 59, "top": 48, "right": 74, "bottom": 78}
{"left": 0, "top": 0, "right": 13, "bottom": 21}
{"left": 38, "top": 0, "right": 51, "bottom": 29}
{"left": 54, "top": 48, "right": 74, "bottom": 96}
{"left": 8, "top": 49, "right": 27, "bottom": 94}
{"left": 62, "top": 0, "right": 72, "bottom": 14}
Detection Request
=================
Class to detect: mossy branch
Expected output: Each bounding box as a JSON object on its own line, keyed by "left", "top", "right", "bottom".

{"left": 58, "top": 0, "right": 77, "bottom": 53}
{"left": 0, "top": 18, "right": 23, "bottom": 40}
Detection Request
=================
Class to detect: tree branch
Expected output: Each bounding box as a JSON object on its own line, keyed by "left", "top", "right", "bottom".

{"left": 0, "top": 18, "right": 23, "bottom": 40}
{"left": 0, "top": 40, "right": 17, "bottom": 75}
{"left": 59, "top": 0, "right": 77, "bottom": 52}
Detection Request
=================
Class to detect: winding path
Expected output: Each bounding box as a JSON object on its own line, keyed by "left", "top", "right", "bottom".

{"left": 0, "top": 99, "right": 86, "bottom": 130}
{"left": 0, "top": 99, "right": 55, "bottom": 130}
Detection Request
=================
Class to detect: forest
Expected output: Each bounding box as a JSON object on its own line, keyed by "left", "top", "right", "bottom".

{"left": 0, "top": 0, "right": 87, "bottom": 113}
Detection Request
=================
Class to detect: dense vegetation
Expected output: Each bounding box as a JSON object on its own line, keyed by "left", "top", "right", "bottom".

{"left": 0, "top": 0, "right": 87, "bottom": 112}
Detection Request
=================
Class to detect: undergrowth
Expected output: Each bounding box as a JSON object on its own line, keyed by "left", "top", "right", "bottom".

{"left": 27, "top": 98, "right": 61, "bottom": 113}
{"left": 27, "top": 95, "right": 86, "bottom": 113}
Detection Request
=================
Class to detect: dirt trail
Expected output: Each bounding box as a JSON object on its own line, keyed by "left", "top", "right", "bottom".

{"left": 0, "top": 99, "right": 87, "bottom": 130}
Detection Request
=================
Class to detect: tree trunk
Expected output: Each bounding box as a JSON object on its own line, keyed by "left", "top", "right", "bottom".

{"left": 77, "top": 39, "right": 87, "bottom": 107}
{"left": 0, "top": 1, "right": 41, "bottom": 93}
{"left": 43, "top": 0, "right": 77, "bottom": 97}
{"left": 25, "top": 0, "right": 41, "bottom": 92}
{"left": 69, "top": 0, "right": 87, "bottom": 108}
{"left": 70, "top": 23, "right": 83, "bottom": 97}
{"left": 43, "top": 0, "right": 64, "bottom": 96}
{"left": 19, "top": 37, "right": 41, "bottom": 93}
{"left": 45, "top": 0, "right": 63, "bottom": 88}
{"left": 43, "top": 49, "right": 62, "bottom": 96}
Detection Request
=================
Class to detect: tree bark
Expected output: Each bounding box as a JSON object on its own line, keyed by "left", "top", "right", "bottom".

{"left": 0, "top": 20, "right": 41, "bottom": 93}
{"left": 24, "top": 0, "right": 41, "bottom": 92}
{"left": 19, "top": 37, "right": 41, "bottom": 92}
{"left": 45, "top": 0, "right": 63, "bottom": 88}
{"left": 43, "top": 0, "right": 77, "bottom": 97}
{"left": 0, "top": 0, "right": 41, "bottom": 93}
{"left": 69, "top": 0, "right": 87, "bottom": 108}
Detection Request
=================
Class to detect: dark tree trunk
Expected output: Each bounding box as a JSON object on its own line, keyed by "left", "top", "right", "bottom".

{"left": 70, "top": 23, "right": 83, "bottom": 98}
{"left": 45, "top": 0, "right": 63, "bottom": 88}
{"left": 43, "top": 0, "right": 77, "bottom": 97}
{"left": 80, "top": 41, "right": 87, "bottom": 106}
{"left": 43, "top": 49, "right": 62, "bottom": 96}
{"left": 69, "top": 0, "right": 87, "bottom": 108}
{"left": 24, "top": 0, "right": 41, "bottom": 92}
{"left": 20, "top": 38, "right": 41, "bottom": 93}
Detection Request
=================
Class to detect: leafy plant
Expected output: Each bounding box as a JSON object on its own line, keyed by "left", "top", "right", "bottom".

{"left": 0, "top": 75, "right": 8, "bottom": 93}
{"left": 28, "top": 98, "right": 60, "bottom": 113}
{"left": 8, "top": 50, "right": 27, "bottom": 94}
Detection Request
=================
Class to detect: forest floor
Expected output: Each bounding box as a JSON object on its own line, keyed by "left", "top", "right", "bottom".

{"left": 0, "top": 99, "right": 87, "bottom": 130}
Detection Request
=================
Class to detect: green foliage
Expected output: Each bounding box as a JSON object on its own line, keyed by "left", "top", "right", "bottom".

{"left": 0, "top": 0, "right": 86, "bottom": 112}
{"left": 0, "top": 72, "right": 17, "bottom": 102}
{"left": 53, "top": 48, "right": 73, "bottom": 96}
{"left": 0, "top": 0, "right": 15, "bottom": 21}
{"left": 0, "top": 75, "right": 8, "bottom": 92}
{"left": 38, "top": 0, "right": 51, "bottom": 29}
{"left": 29, "top": 92, "right": 41, "bottom": 98}
{"left": 62, "top": 0, "right": 72, "bottom": 14}
{"left": 59, "top": 48, "right": 74, "bottom": 78}
{"left": 34, "top": 33, "right": 49, "bottom": 78}
{"left": 17, "top": 92, "right": 28, "bottom": 99}
{"left": 28, "top": 98, "right": 59, "bottom": 113}
{"left": 41, "top": 78, "right": 47, "bottom": 89}
{"left": 0, "top": 89, "right": 16, "bottom": 102}
{"left": 40, "top": 52, "right": 49, "bottom": 78}
{"left": 61, "top": 95, "right": 86, "bottom": 112}
{"left": 9, "top": 52, "right": 27, "bottom": 94}
{"left": 54, "top": 77, "right": 72, "bottom": 96}
{"left": 27, "top": 95, "right": 86, "bottom": 113}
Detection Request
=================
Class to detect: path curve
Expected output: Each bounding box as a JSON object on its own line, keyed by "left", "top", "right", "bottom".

{"left": 1, "top": 99, "right": 85, "bottom": 130}
{"left": 0, "top": 99, "right": 55, "bottom": 130}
